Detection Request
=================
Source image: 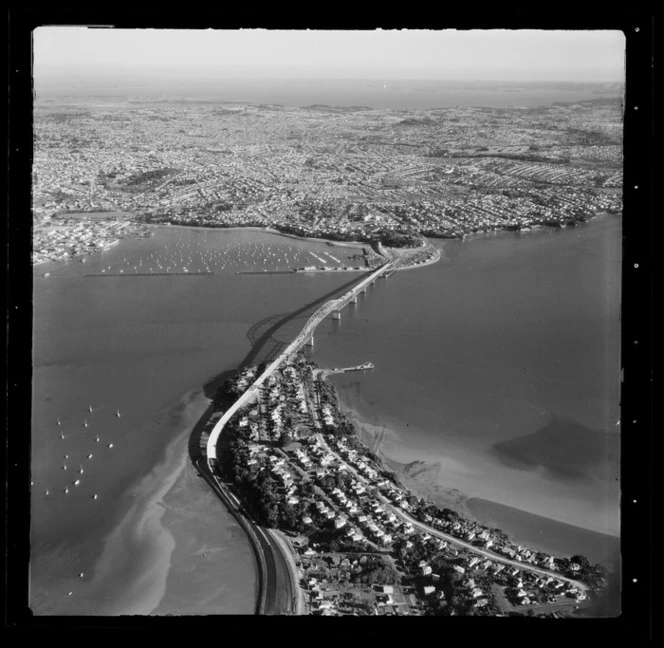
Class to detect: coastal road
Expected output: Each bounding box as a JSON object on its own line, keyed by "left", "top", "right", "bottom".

{"left": 394, "top": 507, "right": 591, "bottom": 592}
{"left": 195, "top": 457, "right": 297, "bottom": 614}
{"left": 315, "top": 437, "right": 590, "bottom": 592}
{"left": 268, "top": 529, "right": 307, "bottom": 615}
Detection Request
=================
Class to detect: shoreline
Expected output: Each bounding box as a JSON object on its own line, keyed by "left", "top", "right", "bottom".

{"left": 150, "top": 223, "right": 367, "bottom": 248}
{"left": 332, "top": 386, "right": 619, "bottom": 564}
{"left": 88, "top": 424, "right": 190, "bottom": 615}
{"left": 76, "top": 388, "right": 254, "bottom": 616}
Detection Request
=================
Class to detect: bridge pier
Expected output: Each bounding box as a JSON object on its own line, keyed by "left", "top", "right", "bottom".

{"left": 305, "top": 335, "right": 314, "bottom": 347}
{"left": 351, "top": 295, "right": 357, "bottom": 304}
{"left": 332, "top": 309, "right": 341, "bottom": 320}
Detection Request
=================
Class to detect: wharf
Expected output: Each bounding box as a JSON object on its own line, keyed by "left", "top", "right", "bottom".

{"left": 85, "top": 272, "right": 214, "bottom": 277}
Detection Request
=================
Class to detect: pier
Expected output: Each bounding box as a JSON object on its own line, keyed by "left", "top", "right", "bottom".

{"left": 85, "top": 272, "right": 214, "bottom": 277}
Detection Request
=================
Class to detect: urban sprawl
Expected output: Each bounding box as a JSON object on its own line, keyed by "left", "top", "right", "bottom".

{"left": 33, "top": 97, "right": 622, "bottom": 264}
{"left": 210, "top": 356, "right": 608, "bottom": 616}
{"left": 32, "top": 95, "right": 621, "bottom": 615}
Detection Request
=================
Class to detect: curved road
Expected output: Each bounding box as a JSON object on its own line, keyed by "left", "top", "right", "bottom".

{"left": 316, "top": 435, "right": 590, "bottom": 592}
{"left": 195, "top": 457, "right": 295, "bottom": 614}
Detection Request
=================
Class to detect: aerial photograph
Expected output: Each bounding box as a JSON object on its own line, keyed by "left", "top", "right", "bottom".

{"left": 23, "top": 25, "right": 632, "bottom": 621}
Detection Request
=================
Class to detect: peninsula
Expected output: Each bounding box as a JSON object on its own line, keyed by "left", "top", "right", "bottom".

{"left": 195, "top": 250, "right": 608, "bottom": 617}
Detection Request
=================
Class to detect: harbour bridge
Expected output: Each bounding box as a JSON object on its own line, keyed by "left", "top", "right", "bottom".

{"left": 206, "top": 260, "right": 392, "bottom": 464}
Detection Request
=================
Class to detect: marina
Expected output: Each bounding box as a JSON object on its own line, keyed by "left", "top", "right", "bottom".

{"left": 30, "top": 207, "right": 621, "bottom": 616}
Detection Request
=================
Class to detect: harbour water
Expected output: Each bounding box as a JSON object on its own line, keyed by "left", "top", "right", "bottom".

{"left": 30, "top": 227, "right": 364, "bottom": 615}
{"left": 314, "top": 217, "right": 621, "bottom": 558}
{"left": 30, "top": 216, "right": 621, "bottom": 615}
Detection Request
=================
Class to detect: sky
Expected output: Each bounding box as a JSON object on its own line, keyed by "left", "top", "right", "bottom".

{"left": 33, "top": 28, "right": 626, "bottom": 82}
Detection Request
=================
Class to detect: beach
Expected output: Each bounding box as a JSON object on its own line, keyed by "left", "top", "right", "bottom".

{"left": 30, "top": 217, "right": 620, "bottom": 615}
{"left": 312, "top": 216, "right": 621, "bottom": 547}
{"left": 30, "top": 388, "right": 257, "bottom": 616}
{"left": 337, "top": 390, "right": 620, "bottom": 580}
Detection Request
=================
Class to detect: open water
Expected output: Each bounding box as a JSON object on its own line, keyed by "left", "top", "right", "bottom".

{"left": 30, "top": 216, "right": 621, "bottom": 615}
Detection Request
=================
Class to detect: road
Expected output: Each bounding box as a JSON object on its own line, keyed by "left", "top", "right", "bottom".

{"left": 206, "top": 261, "right": 392, "bottom": 462}
{"left": 268, "top": 529, "right": 307, "bottom": 615}
{"left": 315, "top": 436, "right": 590, "bottom": 592}
{"left": 195, "top": 457, "right": 296, "bottom": 614}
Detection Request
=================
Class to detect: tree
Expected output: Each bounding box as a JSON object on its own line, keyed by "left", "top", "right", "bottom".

{"left": 279, "top": 432, "right": 293, "bottom": 448}
{"left": 570, "top": 555, "right": 591, "bottom": 570}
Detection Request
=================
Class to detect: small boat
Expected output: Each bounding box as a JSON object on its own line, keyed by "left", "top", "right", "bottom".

{"left": 79, "top": 573, "right": 84, "bottom": 579}
{"left": 43, "top": 272, "right": 51, "bottom": 277}
{"left": 74, "top": 480, "right": 80, "bottom": 486}
{"left": 88, "top": 405, "right": 93, "bottom": 413}
{"left": 83, "top": 419, "right": 88, "bottom": 428}
{"left": 64, "top": 487, "right": 69, "bottom": 494}
{"left": 92, "top": 494, "right": 98, "bottom": 500}
{"left": 60, "top": 432, "right": 65, "bottom": 440}
{"left": 115, "top": 409, "right": 121, "bottom": 418}
{"left": 79, "top": 465, "right": 84, "bottom": 474}
{"left": 45, "top": 489, "right": 49, "bottom": 495}
{"left": 57, "top": 418, "right": 61, "bottom": 426}
{"left": 108, "top": 443, "right": 114, "bottom": 449}
{"left": 95, "top": 435, "right": 100, "bottom": 443}
{"left": 63, "top": 464, "right": 67, "bottom": 471}
{"left": 87, "top": 453, "right": 93, "bottom": 459}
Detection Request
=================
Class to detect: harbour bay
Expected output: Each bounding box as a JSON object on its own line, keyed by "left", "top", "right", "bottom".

{"left": 314, "top": 216, "right": 621, "bottom": 548}
{"left": 30, "top": 215, "right": 621, "bottom": 615}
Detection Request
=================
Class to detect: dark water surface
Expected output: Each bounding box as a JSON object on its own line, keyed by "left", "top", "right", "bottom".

{"left": 31, "top": 217, "right": 621, "bottom": 615}
{"left": 315, "top": 217, "right": 621, "bottom": 541}
{"left": 30, "top": 227, "right": 362, "bottom": 614}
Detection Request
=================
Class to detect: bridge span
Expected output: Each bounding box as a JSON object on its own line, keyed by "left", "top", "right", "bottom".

{"left": 206, "top": 259, "right": 392, "bottom": 463}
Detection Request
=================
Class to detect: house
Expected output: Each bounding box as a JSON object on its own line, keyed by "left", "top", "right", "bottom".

{"left": 423, "top": 585, "right": 436, "bottom": 596}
